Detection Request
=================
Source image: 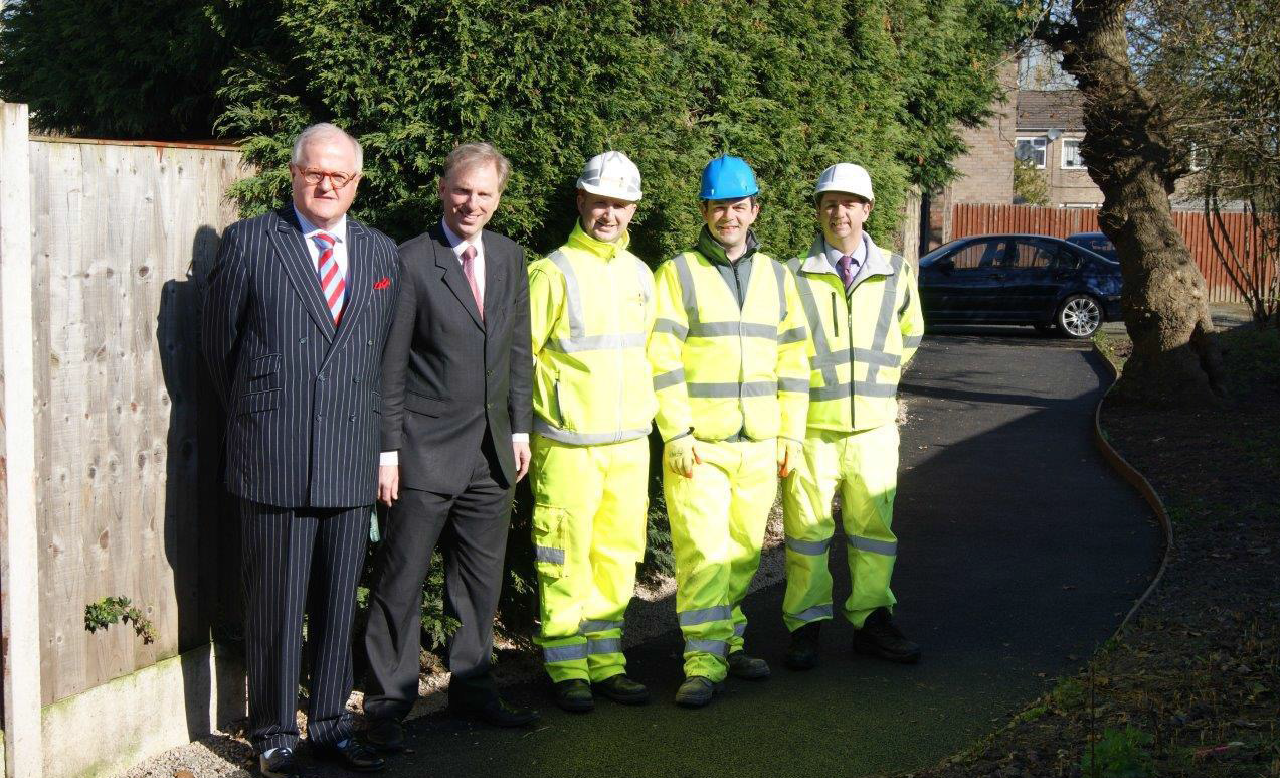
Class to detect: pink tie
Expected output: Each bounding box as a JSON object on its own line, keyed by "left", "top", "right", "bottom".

{"left": 462, "top": 245, "right": 483, "bottom": 320}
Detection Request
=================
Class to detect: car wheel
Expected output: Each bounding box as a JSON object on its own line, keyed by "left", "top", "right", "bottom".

{"left": 1056, "top": 294, "right": 1102, "bottom": 338}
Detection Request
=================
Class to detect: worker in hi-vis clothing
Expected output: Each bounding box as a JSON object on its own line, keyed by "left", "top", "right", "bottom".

{"left": 649, "top": 155, "right": 809, "bottom": 708}
{"left": 781, "top": 163, "right": 924, "bottom": 670}
{"left": 527, "top": 151, "right": 657, "bottom": 712}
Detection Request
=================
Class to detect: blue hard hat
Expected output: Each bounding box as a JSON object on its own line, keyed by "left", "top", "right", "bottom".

{"left": 699, "top": 155, "right": 759, "bottom": 200}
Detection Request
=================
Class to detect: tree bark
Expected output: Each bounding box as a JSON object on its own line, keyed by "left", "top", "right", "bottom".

{"left": 1048, "top": 0, "right": 1225, "bottom": 403}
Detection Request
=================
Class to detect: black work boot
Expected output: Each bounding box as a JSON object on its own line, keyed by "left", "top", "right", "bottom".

{"left": 674, "top": 676, "right": 723, "bottom": 708}
{"left": 594, "top": 674, "right": 651, "bottom": 705}
{"left": 726, "top": 650, "right": 771, "bottom": 680}
{"left": 852, "top": 608, "right": 921, "bottom": 664}
{"left": 785, "top": 621, "right": 822, "bottom": 670}
{"left": 553, "top": 678, "right": 595, "bottom": 713}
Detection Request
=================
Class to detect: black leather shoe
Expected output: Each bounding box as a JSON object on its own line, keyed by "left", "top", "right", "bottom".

{"left": 727, "top": 650, "right": 771, "bottom": 679}
{"left": 553, "top": 679, "right": 595, "bottom": 713}
{"left": 674, "top": 676, "right": 723, "bottom": 708}
{"left": 785, "top": 622, "right": 822, "bottom": 671}
{"left": 311, "top": 739, "right": 386, "bottom": 772}
{"left": 258, "top": 748, "right": 318, "bottom": 778}
{"left": 362, "top": 718, "right": 406, "bottom": 754}
{"left": 451, "top": 696, "right": 540, "bottom": 727}
{"left": 593, "top": 674, "right": 650, "bottom": 705}
{"left": 852, "top": 608, "right": 921, "bottom": 664}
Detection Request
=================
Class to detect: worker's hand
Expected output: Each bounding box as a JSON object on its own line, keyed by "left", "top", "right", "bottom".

{"left": 665, "top": 437, "right": 702, "bottom": 478}
{"left": 777, "top": 437, "right": 802, "bottom": 478}
{"left": 378, "top": 465, "right": 400, "bottom": 506}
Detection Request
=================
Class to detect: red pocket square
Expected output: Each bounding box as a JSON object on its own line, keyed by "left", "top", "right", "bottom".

{"left": 374, "top": 277, "right": 391, "bottom": 290}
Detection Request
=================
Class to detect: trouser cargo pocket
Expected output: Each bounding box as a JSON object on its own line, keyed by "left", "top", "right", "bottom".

{"left": 532, "top": 504, "right": 568, "bottom": 579}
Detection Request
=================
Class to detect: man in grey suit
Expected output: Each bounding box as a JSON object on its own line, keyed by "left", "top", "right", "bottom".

{"left": 203, "top": 123, "right": 393, "bottom": 777}
{"left": 362, "top": 142, "right": 536, "bottom": 750}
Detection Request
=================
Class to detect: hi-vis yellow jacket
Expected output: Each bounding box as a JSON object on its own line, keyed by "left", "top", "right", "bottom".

{"left": 787, "top": 234, "right": 924, "bottom": 433}
{"left": 529, "top": 222, "right": 657, "bottom": 445}
{"left": 649, "top": 228, "right": 810, "bottom": 444}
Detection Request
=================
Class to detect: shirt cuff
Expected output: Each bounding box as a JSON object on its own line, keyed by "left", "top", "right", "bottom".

{"left": 379, "top": 451, "right": 399, "bottom": 466}
{"left": 511, "top": 433, "right": 530, "bottom": 444}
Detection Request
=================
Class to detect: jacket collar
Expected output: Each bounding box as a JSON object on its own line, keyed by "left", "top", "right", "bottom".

{"left": 696, "top": 224, "right": 759, "bottom": 266}
{"left": 566, "top": 219, "right": 629, "bottom": 260}
{"left": 799, "top": 230, "right": 892, "bottom": 279}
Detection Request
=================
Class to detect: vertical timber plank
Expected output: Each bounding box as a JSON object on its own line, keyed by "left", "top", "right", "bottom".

{"left": 1, "top": 102, "right": 44, "bottom": 778}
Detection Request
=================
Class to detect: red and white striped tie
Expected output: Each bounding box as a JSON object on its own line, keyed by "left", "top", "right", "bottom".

{"left": 312, "top": 231, "right": 345, "bottom": 324}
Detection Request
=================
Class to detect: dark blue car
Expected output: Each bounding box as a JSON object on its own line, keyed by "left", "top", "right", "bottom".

{"left": 1066, "top": 231, "right": 1119, "bottom": 262}
{"left": 918, "top": 234, "right": 1123, "bottom": 338}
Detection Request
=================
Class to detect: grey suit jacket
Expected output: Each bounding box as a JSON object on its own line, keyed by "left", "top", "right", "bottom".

{"left": 202, "top": 206, "right": 400, "bottom": 508}
{"left": 380, "top": 223, "right": 532, "bottom": 494}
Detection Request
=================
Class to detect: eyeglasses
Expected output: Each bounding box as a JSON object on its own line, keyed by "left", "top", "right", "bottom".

{"left": 294, "top": 167, "right": 360, "bottom": 189}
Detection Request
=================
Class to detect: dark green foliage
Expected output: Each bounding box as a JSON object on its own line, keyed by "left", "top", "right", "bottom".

{"left": 84, "top": 596, "right": 157, "bottom": 645}
{"left": 1082, "top": 726, "right": 1156, "bottom": 778}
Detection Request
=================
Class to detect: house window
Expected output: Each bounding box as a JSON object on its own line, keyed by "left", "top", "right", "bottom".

{"left": 1061, "top": 139, "right": 1085, "bottom": 170}
{"left": 1015, "top": 137, "right": 1047, "bottom": 169}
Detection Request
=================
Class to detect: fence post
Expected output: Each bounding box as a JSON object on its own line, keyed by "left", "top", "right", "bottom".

{"left": 0, "top": 101, "right": 44, "bottom": 778}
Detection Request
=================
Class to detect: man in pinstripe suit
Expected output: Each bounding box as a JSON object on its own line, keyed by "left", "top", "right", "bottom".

{"left": 361, "top": 142, "right": 536, "bottom": 751}
{"left": 203, "top": 123, "right": 394, "bottom": 776}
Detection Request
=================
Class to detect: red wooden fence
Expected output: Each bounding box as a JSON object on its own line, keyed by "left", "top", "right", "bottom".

{"left": 950, "top": 203, "right": 1274, "bottom": 304}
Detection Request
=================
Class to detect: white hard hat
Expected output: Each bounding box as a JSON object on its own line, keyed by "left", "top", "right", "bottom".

{"left": 814, "top": 162, "right": 874, "bottom": 202}
{"left": 577, "top": 151, "right": 643, "bottom": 202}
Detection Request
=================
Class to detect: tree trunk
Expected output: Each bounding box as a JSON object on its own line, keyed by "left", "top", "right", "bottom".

{"left": 1050, "top": 0, "right": 1225, "bottom": 403}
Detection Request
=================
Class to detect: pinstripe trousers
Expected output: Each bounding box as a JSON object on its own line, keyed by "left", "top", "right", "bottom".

{"left": 240, "top": 499, "right": 368, "bottom": 753}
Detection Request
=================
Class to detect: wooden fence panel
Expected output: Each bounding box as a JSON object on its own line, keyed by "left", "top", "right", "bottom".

{"left": 29, "top": 138, "right": 246, "bottom": 705}
{"left": 949, "top": 203, "right": 1273, "bottom": 304}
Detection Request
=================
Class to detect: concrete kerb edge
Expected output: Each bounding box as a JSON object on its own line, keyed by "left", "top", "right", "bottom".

{"left": 1088, "top": 343, "right": 1174, "bottom": 635}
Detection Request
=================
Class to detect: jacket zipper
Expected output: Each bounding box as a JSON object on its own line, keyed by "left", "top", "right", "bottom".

{"left": 831, "top": 291, "right": 839, "bottom": 338}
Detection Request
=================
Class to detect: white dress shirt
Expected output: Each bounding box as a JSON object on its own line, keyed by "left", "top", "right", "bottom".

{"left": 295, "top": 206, "right": 350, "bottom": 280}
{"left": 822, "top": 231, "right": 877, "bottom": 291}
{"left": 380, "top": 220, "right": 525, "bottom": 468}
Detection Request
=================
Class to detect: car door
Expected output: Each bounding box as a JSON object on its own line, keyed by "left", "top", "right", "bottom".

{"left": 921, "top": 239, "right": 1007, "bottom": 320}
{"left": 999, "top": 239, "right": 1062, "bottom": 320}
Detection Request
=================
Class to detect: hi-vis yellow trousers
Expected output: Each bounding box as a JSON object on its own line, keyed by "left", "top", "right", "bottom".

{"left": 665, "top": 438, "right": 776, "bottom": 682}
{"left": 781, "top": 424, "right": 900, "bottom": 631}
{"left": 532, "top": 435, "right": 649, "bottom": 682}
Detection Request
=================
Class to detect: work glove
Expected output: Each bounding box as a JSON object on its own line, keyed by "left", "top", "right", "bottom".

{"left": 665, "top": 436, "right": 701, "bottom": 478}
{"left": 777, "top": 437, "right": 803, "bottom": 478}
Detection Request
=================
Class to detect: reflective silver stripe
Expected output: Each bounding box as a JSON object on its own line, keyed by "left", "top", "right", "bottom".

{"left": 688, "top": 381, "right": 775, "bottom": 398}
{"left": 580, "top": 619, "right": 624, "bottom": 634}
{"left": 672, "top": 253, "right": 700, "bottom": 327}
{"left": 791, "top": 604, "right": 834, "bottom": 623}
{"left": 684, "top": 639, "right": 729, "bottom": 657}
{"left": 810, "top": 349, "right": 848, "bottom": 368}
{"left": 777, "top": 326, "right": 806, "bottom": 344}
{"left": 690, "top": 321, "right": 777, "bottom": 339}
{"left": 653, "top": 369, "right": 685, "bottom": 390}
{"left": 809, "top": 381, "right": 898, "bottom": 401}
{"left": 654, "top": 318, "right": 689, "bottom": 339}
{"left": 533, "top": 418, "right": 651, "bottom": 445}
{"left": 547, "top": 250, "right": 585, "bottom": 339}
{"left": 678, "top": 605, "right": 733, "bottom": 627}
{"left": 733, "top": 622, "right": 746, "bottom": 638}
{"left": 535, "top": 545, "right": 565, "bottom": 565}
{"left": 898, "top": 282, "right": 912, "bottom": 319}
{"left": 543, "top": 643, "right": 588, "bottom": 663}
{"left": 778, "top": 376, "right": 809, "bottom": 394}
{"left": 771, "top": 260, "right": 788, "bottom": 322}
{"left": 866, "top": 254, "right": 904, "bottom": 385}
{"left": 794, "top": 284, "right": 839, "bottom": 387}
{"left": 785, "top": 535, "right": 832, "bottom": 555}
{"left": 903, "top": 334, "right": 922, "bottom": 348}
{"left": 547, "top": 332, "right": 647, "bottom": 353}
{"left": 846, "top": 534, "right": 898, "bottom": 556}
{"left": 587, "top": 637, "right": 623, "bottom": 655}
{"left": 853, "top": 348, "right": 901, "bottom": 368}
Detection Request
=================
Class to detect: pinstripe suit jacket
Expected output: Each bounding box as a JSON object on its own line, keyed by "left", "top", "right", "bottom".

{"left": 203, "top": 206, "right": 400, "bottom": 508}
{"left": 380, "top": 223, "right": 532, "bottom": 494}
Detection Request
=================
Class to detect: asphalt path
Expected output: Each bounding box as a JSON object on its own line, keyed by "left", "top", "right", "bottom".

{"left": 367, "top": 327, "right": 1160, "bottom": 778}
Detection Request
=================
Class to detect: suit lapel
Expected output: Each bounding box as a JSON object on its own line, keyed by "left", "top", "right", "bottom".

{"left": 270, "top": 207, "right": 336, "bottom": 341}
{"left": 482, "top": 231, "right": 504, "bottom": 330}
{"left": 432, "top": 224, "right": 484, "bottom": 330}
